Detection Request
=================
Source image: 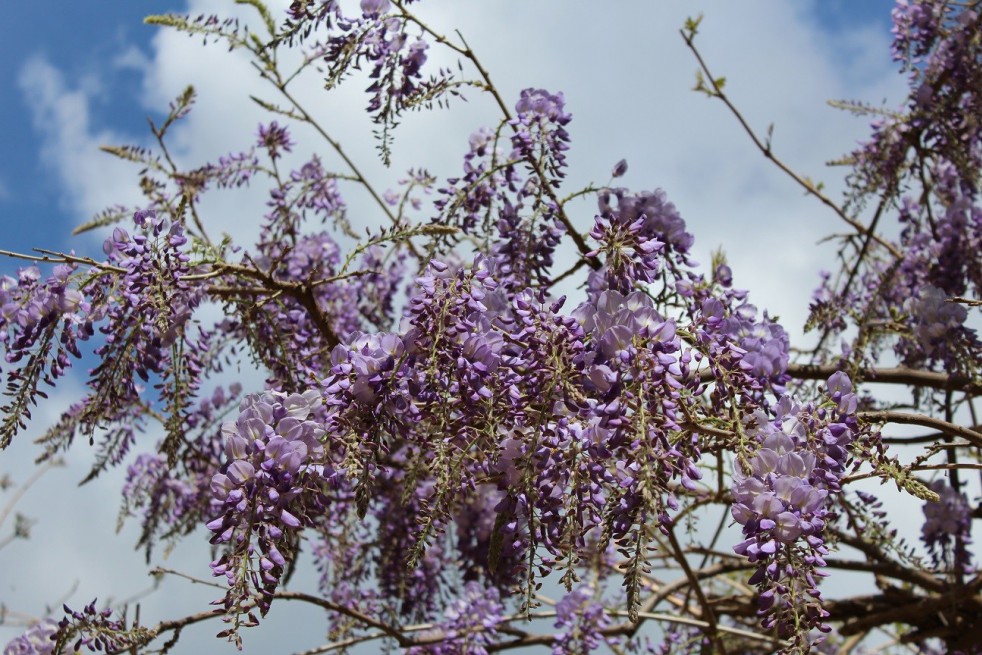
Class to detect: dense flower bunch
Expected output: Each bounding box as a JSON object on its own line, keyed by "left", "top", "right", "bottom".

{"left": 811, "top": 0, "right": 982, "bottom": 376}
{"left": 293, "top": 0, "right": 455, "bottom": 162}
{"left": 0, "top": 263, "right": 89, "bottom": 448}
{"left": 407, "top": 582, "right": 505, "bottom": 655}
{"left": 730, "top": 372, "right": 858, "bottom": 644}
{"left": 435, "top": 126, "right": 507, "bottom": 235}
{"left": 921, "top": 478, "right": 975, "bottom": 573}
{"left": 551, "top": 585, "right": 617, "bottom": 654}
{"left": 95, "top": 210, "right": 200, "bottom": 389}
{"left": 207, "top": 390, "right": 333, "bottom": 625}
{"left": 117, "top": 384, "right": 243, "bottom": 555}
{"left": 511, "top": 88, "right": 572, "bottom": 184}
{"left": 900, "top": 283, "right": 975, "bottom": 367}
{"left": 50, "top": 601, "right": 150, "bottom": 654}
{"left": 436, "top": 90, "right": 573, "bottom": 290}
{"left": 2, "top": 620, "right": 59, "bottom": 655}
{"left": 2, "top": 1, "right": 981, "bottom": 655}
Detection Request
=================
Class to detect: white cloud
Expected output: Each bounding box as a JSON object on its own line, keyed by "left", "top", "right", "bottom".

{"left": 17, "top": 57, "right": 146, "bottom": 227}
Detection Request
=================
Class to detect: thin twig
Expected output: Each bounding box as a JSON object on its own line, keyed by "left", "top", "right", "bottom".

{"left": 0, "top": 248, "right": 126, "bottom": 274}
{"left": 859, "top": 410, "right": 982, "bottom": 449}
{"left": 679, "top": 31, "right": 903, "bottom": 262}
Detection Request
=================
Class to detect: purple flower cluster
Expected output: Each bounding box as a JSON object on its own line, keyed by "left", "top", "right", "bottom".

{"left": 598, "top": 188, "right": 694, "bottom": 257}
{"left": 360, "top": 0, "right": 391, "bottom": 17}
{"left": 0, "top": 263, "right": 90, "bottom": 447}
{"left": 207, "top": 390, "right": 333, "bottom": 621}
{"left": 122, "top": 452, "right": 197, "bottom": 528}
{"left": 309, "top": 8, "right": 448, "bottom": 160}
{"left": 587, "top": 210, "right": 664, "bottom": 294}
{"left": 717, "top": 302, "right": 790, "bottom": 384}
{"left": 903, "top": 284, "right": 971, "bottom": 360}
{"left": 95, "top": 210, "right": 200, "bottom": 398}
{"left": 257, "top": 121, "right": 294, "bottom": 160}
{"left": 328, "top": 331, "right": 407, "bottom": 405}
{"left": 261, "top": 142, "right": 347, "bottom": 242}
{"left": 309, "top": 257, "right": 703, "bottom": 620}
{"left": 236, "top": 225, "right": 408, "bottom": 388}
{"left": 407, "top": 582, "right": 505, "bottom": 655}
{"left": 436, "top": 126, "right": 511, "bottom": 236}
{"left": 210, "top": 149, "right": 260, "bottom": 189}
{"left": 511, "top": 88, "right": 571, "bottom": 182}
{"left": 2, "top": 620, "right": 59, "bottom": 655}
{"left": 435, "top": 89, "right": 578, "bottom": 290}
{"left": 11, "top": 2, "right": 982, "bottom": 651}
{"left": 922, "top": 479, "right": 974, "bottom": 573}
{"left": 551, "top": 585, "right": 616, "bottom": 654}
{"left": 730, "top": 372, "right": 858, "bottom": 641}
{"left": 813, "top": 0, "right": 982, "bottom": 378}
{"left": 586, "top": 188, "right": 695, "bottom": 297}
{"left": 51, "top": 601, "right": 146, "bottom": 654}
{"left": 117, "top": 385, "right": 241, "bottom": 555}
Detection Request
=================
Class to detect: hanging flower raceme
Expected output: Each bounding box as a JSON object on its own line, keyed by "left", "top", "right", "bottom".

{"left": 551, "top": 585, "right": 618, "bottom": 654}
{"left": 0, "top": 262, "right": 91, "bottom": 448}
{"left": 2, "top": 620, "right": 61, "bottom": 655}
{"left": 921, "top": 479, "right": 975, "bottom": 574}
{"left": 511, "top": 88, "right": 571, "bottom": 182}
{"left": 730, "top": 372, "right": 859, "bottom": 646}
{"left": 207, "top": 390, "right": 334, "bottom": 630}
{"left": 586, "top": 188, "right": 695, "bottom": 296}
{"left": 407, "top": 582, "right": 505, "bottom": 655}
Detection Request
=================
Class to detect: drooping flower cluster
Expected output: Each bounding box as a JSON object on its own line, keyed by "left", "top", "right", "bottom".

{"left": 226, "top": 150, "right": 406, "bottom": 389}
{"left": 586, "top": 187, "right": 696, "bottom": 300}
{"left": 434, "top": 126, "right": 503, "bottom": 235}
{"left": 511, "top": 88, "right": 572, "bottom": 182}
{"left": 257, "top": 121, "right": 294, "bottom": 160}
{"left": 98, "top": 210, "right": 198, "bottom": 377}
{"left": 117, "top": 384, "right": 241, "bottom": 555}
{"left": 0, "top": 263, "right": 90, "bottom": 447}
{"left": 50, "top": 601, "right": 149, "bottom": 654}
{"left": 812, "top": 0, "right": 982, "bottom": 380}
{"left": 921, "top": 478, "right": 974, "bottom": 574}
{"left": 901, "top": 284, "right": 972, "bottom": 364}
{"left": 730, "top": 372, "right": 858, "bottom": 643}
{"left": 551, "top": 585, "right": 616, "bottom": 654}
{"left": 407, "top": 582, "right": 505, "bottom": 655}
{"left": 302, "top": 4, "right": 454, "bottom": 163}
{"left": 207, "top": 390, "right": 334, "bottom": 622}
{"left": 2, "top": 620, "right": 60, "bottom": 655}
{"left": 434, "top": 89, "right": 574, "bottom": 290}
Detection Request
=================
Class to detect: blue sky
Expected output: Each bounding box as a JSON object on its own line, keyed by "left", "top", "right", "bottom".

{"left": 1, "top": 3, "right": 171, "bottom": 253}
{"left": 1, "top": 1, "right": 908, "bottom": 653}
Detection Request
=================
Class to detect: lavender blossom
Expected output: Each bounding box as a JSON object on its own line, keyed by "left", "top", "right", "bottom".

{"left": 922, "top": 479, "right": 974, "bottom": 573}
{"left": 3, "top": 620, "right": 60, "bottom": 655}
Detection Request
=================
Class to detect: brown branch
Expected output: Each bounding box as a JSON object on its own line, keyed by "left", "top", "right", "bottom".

{"left": 832, "top": 530, "right": 944, "bottom": 592}
{"left": 203, "top": 261, "right": 340, "bottom": 348}
{"left": 665, "top": 526, "right": 728, "bottom": 654}
{"left": 831, "top": 583, "right": 982, "bottom": 637}
{"left": 784, "top": 363, "right": 982, "bottom": 394}
{"left": 273, "top": 591, "right": 412, "bottom": 648}
{"left": 859, "top": 411, "right": 982, "bottom": 449}
{"left": 0, "top": 248, "right": 127, "bottom": 274}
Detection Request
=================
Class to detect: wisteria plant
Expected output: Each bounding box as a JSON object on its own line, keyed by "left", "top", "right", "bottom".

{"left": 2, "top": 1, "right": 981, "bottom": 654}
